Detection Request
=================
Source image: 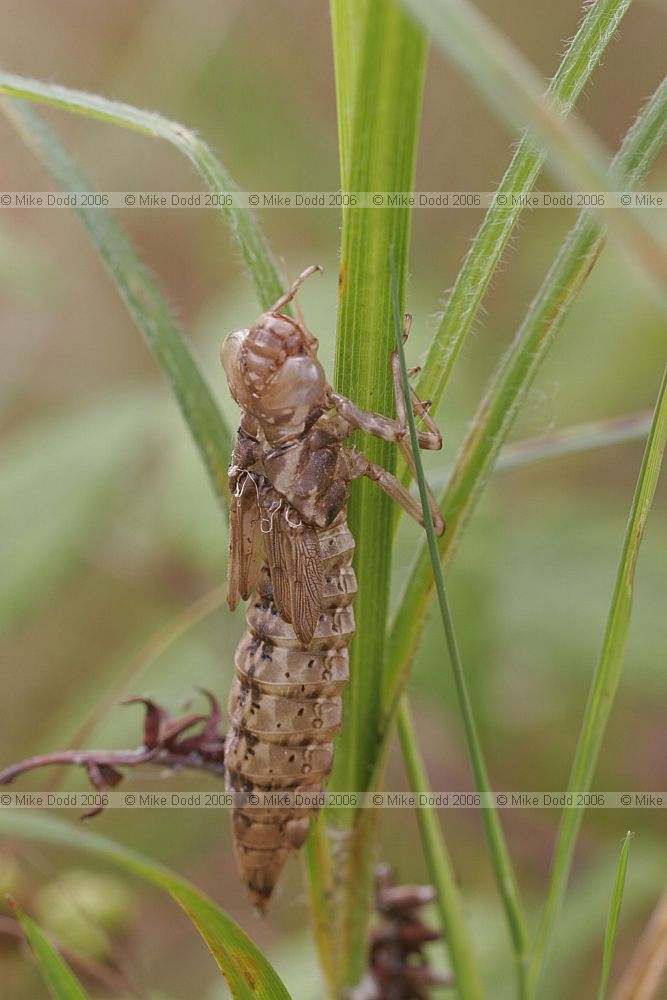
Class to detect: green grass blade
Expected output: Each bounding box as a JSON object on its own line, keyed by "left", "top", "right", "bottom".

{"left": 383, "top": 76, "right": 667, "bottom": 731}
{"left": 528, "top": 365, "right": 667, "bottom": 994}
{"left": 322, "top": 0, "right": 429, "bottom": 989}
{"left": 0, "top": 70, "right": 283, "bottom": 309}
{"left": 305, "top": 12, "right": 369, "bottom": 985}
{"left": 394, "top": 285, "right": 527, "bottom": 996}
{"left": 9, "top": 899, "right": 90, "bottom": 1000}
{"left": 598, "top": 832, "right": 634, "bottom": 1000}
{"left": 400, "top": 0, "right": 667, "bottom": 306}
{"left": 330, "top": 0, "right": 428, "bottom": 799}
{"left": 3, "top": 102, "right": 233, "bottom": 508}
{"left": 0, "top": 812, "right": 292, "bottom": 1000}
{"left": 414, "top": 0, "right": 633, "bottom": 413}
{"left": 303, "top": 815, "right": 338, "bottom": 995}
{"left": 397, "top": 698, "right": 486, "bottom": 999}
{"left": 330, "top": 0, "right": 368, "bottom": 186}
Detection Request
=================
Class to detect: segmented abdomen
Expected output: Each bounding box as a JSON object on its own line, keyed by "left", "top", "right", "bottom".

{"left": 224, "top": 515, "right": 355, "bottom": 908}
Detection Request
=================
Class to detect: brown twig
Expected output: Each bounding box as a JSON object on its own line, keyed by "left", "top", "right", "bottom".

{"left": 0, "top": 692, "right": 225, "bottom": 817}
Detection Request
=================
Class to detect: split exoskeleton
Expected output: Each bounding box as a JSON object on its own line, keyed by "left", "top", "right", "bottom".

{"left": 221, "top": 265, "right": 444, "bottom": 908}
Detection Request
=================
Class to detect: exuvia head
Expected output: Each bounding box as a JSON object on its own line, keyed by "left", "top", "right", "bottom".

{"left": 221, "top": 265, "right": 326, "bottom": 437}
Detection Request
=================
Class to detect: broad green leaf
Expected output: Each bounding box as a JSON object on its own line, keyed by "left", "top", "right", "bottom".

{"left": 0, "top": 811, "right": 292, "bottom": 1000}
{"left": 10, "top": 898, "right": 90, "bottom": 1000}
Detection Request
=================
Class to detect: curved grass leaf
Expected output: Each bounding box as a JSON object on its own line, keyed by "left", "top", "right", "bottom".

{"left": 598, "top": 832, "right": 634, "bottom": 999}
{"left": 383, "top": 76, "right": 667, "bottom": 732}
{"left": 540, "top": 836, "right": 662, "bottom": 1000}
{"left": 400, "top": 0, "right": 667, "bottom": 306}
{"left": 0, "top": 812, "right": 292, "bottom": 1000}
{"left": 414, "top": 0, "right": 633, "bottom": 414}
{"left": 0, "top": 70, "right": 283, "bottom": 309}
{"left": 9, "top": 899, "right": 89, "bottom": 1000}
{"left": 2, "top": 102, "right": 233, "bottom": 509}
{"left": 528, "top": 365, "right": 667, "bottom": 994}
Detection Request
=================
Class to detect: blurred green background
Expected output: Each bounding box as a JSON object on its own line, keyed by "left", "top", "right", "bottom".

{"left": 0, "top": 1, "right": 665, "bottom": 997}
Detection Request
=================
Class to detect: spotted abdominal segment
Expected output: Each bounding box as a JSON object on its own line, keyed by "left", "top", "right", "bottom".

{"left": 224, "top": 518, "right": 356, "bottom": 908}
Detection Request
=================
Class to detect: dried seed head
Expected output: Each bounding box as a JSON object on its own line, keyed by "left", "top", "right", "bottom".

{"left": 349, "top": 866, "right": 451, "bottom": 1000}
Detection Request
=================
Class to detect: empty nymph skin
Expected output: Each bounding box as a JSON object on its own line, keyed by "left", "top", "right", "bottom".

{"left": 221, "top": 266, "right": 444, "bottom": 908}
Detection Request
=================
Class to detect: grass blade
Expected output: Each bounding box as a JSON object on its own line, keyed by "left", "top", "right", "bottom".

{"left": 394, "top": 282, "right": 527, "bottom": 996}
{"left": 320, "top": 1, "right": 429, "bottom": 989}
{"left": 400, "top": 0, "right": 667, "bottom": 304}
{"left": 397, "top": 699, "right": 486, "bottom": 999}
{"left": 3, "top": 102, "right": 233, "bottom": 508}
{"left": 528, "top": 364, "right": 667, "bottom": 994}
{"left": 330, "top": 0, "right": 368, "bottom": 186}
{"left": 598, "top": 832, "right": 634, "bottom": 1000}
{"left": 330, "top": 0, "right": 428, "bottom": 797}
{"left": 303, "top": 814, "right": 338, "bottom": 994}
{"left": 383, "top": 76, "right": 667, "bottom": 732}
{"left": 0, "top": 812, "right": 292, "bottom": 1000}
{"left": 414, "top": 0, "right": 633, "bottom": 413}
{"left": 0, "top": 70, "right": 283, "bottom": 309}
{"left": 9, "top": 899, "right": 89, "bottom": 1000}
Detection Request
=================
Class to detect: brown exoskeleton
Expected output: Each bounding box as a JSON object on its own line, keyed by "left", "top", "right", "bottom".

{"left": 221, "top": 265, "right": 444, "bottom": 909}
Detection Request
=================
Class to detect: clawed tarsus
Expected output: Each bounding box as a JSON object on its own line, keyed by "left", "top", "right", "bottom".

{"left": 327, "top": 311, "right": 445, "bottom": 536}
{"left": 270, "top": 263, "right": 323, "bottom": 314}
